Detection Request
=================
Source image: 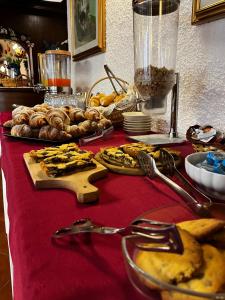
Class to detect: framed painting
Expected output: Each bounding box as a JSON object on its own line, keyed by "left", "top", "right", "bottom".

{"left": 70, "top": 0, "right": 106, "bottom": 61}
{"left": 192, "top": 0, "right": 225, "bottom": 24}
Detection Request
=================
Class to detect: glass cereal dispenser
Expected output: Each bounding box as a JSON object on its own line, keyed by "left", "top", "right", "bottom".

{"left": 45, "top": 50, "right": 71, "bottom": 94}
{"left": 133, "top": 0, "right": 180, "bottom": 132}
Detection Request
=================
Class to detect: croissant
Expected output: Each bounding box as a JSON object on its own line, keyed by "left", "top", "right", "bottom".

{"left": 11, "top": 124, "right": 33, "bottom": 137}
{"left": 98, "top": 118, "right": 112, "bottom": 129}
{"left": 12, "top": 105, "right": 29, "bottom": 117}
{"left": 46, "top": 108, "right": 70, "bottom": 131}
{"left": 65, "top": 125, "right": 81, "bottom": 137}
{"left": 33, "top": 103, "right": 53, "bottom": 113}
{"left": 68, "top": 108, "right": 85, "bottom": 123}
{"left": 3, "top": 119, "right": 15, "bottom": 128}
{"left": 29, "top": 112, "right": 47, "bottom": 128}
{"left": 84, "top": 108, "right": 101, "bottom": 122}
{"left": 13, "top": 109, "right": 35, "bottom": 125}
{"left": 39, "top": 125, "right": 72, "bottom": 141}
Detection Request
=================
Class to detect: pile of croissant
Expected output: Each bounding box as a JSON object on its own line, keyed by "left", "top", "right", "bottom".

{"left": 3, "top": 103, "right": 112, "bottom": 141}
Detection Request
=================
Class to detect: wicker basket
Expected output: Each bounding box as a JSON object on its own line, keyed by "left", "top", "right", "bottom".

{"left": 86, "top": 77, "right": 137, "bottom": 127}
{"left": 0, "top": 75, "right": 30, "bottom": 87}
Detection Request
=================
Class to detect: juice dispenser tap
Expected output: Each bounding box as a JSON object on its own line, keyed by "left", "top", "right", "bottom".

{"left": 133, "top": 0, "right": 183, "bottom": 143}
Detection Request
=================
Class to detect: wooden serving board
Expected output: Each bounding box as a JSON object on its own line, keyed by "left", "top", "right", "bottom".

{"left": 23, "top": 153, "right": 108, "bottom": 203}
{"left": 95, "top": 151, "right": 182, "bottom": 176}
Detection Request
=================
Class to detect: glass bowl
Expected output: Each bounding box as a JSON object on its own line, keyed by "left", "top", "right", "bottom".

{"left": 122, "top": 204, "right": 225, "bottom": 300}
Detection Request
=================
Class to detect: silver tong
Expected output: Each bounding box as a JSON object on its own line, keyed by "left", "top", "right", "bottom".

{"left": 52, "top": 218, "right": 184, "bottom": 254}
{"left": 78, "top": 126, "right": 114, "bottom": 146}
{"left": 137, "top": 151, "right": 212, "bottom": 217}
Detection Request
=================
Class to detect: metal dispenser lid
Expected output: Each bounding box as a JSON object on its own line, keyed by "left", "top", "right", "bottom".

{"left": 133, "top": 0, "right": 180, "bottom": 16}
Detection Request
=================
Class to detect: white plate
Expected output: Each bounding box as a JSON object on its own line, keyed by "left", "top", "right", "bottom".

{"left": 124, "top": 121, "right": 151, "bottom": 125}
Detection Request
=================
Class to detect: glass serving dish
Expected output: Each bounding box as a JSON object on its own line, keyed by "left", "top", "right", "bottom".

{"left": 122, "top": 204, "right": 225, "bottom": 300}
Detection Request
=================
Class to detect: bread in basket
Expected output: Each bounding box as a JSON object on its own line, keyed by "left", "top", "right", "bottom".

{"left": 86, "top": 77, "right": 137, "bottom": 127}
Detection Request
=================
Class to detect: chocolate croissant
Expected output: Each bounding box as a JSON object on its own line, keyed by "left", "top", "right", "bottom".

{"left": 46, "top": 108, "right": 70, "bottom": 131}
{"left": 11, "top": 124, "right": 33, "bottom": 137}
{"left": 39, "top": 125, "right": 72, "bottom": 141}
{"left": 29, "top": 112, "right": 47, "bottom": 128}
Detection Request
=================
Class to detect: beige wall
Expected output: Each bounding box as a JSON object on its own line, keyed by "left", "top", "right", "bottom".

{"left": 67, "top": 0, "right": 225, "bottom": 134}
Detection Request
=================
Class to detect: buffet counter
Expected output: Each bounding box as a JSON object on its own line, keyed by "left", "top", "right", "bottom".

{"left": 0, "top": 112, "right": 193, "bottom": 300}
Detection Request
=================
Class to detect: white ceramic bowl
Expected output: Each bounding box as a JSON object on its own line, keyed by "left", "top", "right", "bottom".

{"left": 185, "top": 152, "right": 225, "bottom": 200}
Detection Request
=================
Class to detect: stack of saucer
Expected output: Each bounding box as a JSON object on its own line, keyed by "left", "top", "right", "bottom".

{"left": 122, "top": 112, "right": 151, "bottom": 135}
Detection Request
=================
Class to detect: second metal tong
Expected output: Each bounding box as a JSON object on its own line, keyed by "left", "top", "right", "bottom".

{"left": 53, "top": 218, "right": 183, "bottom": 254}
{"left": 137, "top": 151, "right": 212, "bottom": 217}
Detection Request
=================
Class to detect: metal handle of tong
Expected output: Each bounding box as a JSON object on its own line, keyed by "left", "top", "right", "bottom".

{"left": 78, "top": 126, "right": 114, "bottom": 146}
{"left": 104, "top": 65, "right": 127, "bottom": 94}
{"left": 52, "top": 218, "right": 183, "bottom": 254}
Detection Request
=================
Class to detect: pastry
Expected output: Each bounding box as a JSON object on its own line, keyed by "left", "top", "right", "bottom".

{"left": 3, "top": 119, "right": 15, "bottom": 128}
{"left": 100, "top": 147, "right": 139, "bottom": 168}
{"left": 177, "top": 219, "right": 225, "bottom": 240}
{"left": 46, "top": 108, "right": 70, "bottom": 131}
{"left": 13, "top": 108, "right": 34, "bottom": 125}
{"left": 206, "top": 227, "right": 225, "bottom": 248}
{"left": 135, "top": 229, "right": 203, "bottom": 285}
{"left": 29, "top": 112, "right": 47, "bottom": 128}
{"left": 29, "top": 143, "right": 79, "bottom": 162}
{"left": 120, "top": 142, "right": 156, "bottom": 158}
{"left": 99, "top": 93, "right": 116, "bottom": 106}
{"left": 40, "top": 158, "right": 96, "bottom": 177}
{"left": 68, "top": 108, "right": 85, "bottom": 123}
{"left": 84, "top": 108, "right": 101, "bottom": 121}
{"left": 161, "top": 244, "right": 225, "bottom": 300}
{"left": 11, "top": 124, "right": 33, "bottom": 138}
{"left": 38, "top": 125, "right": 72, "bottom": 141}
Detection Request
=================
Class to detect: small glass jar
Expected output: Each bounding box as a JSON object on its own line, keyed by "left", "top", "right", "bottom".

{"left": 133, "top": 0, "right": 180, "bottom": 113}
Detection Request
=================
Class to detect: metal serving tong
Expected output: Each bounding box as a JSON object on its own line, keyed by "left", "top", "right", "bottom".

{"left": 79, "top": 126, "right": 114, "bottom": 146}
{"left": 52, "top": 218, "right": 184, "bottom": 254}
{"left": 104, "top": 64, "right": 127, "bottom": 95}
{"left": 137, "top": 151, "right": 212, "bottom": 217}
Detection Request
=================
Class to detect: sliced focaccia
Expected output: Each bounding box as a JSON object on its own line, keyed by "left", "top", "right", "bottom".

{"left": 100, "top": 147, "right": 138, "bottom": 168}
{"left": 40, "top": 159, "right": 96, "bottom": 177}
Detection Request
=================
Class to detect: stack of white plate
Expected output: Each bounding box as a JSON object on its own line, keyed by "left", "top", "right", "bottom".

{"left": 122, "top": 112, "right": 151, "bottom": 134}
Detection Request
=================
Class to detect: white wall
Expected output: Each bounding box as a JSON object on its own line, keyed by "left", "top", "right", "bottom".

{"left": 67, "top": 0, "right": 225, "bottom": 134}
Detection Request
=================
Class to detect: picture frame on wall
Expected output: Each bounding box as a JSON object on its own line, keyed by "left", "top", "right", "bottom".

{"left": 192, "top": 0, "right": 225, "bottom": 24}
{"left": 70, "top": 0, "right": 106, "bottom": 61}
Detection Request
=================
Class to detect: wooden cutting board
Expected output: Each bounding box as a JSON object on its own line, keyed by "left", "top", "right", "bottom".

{"left": 23, "top": 153, "right": 108, "bottom": 203}
{"left": 95, "top": 151, "right": 182, "bottom": 176}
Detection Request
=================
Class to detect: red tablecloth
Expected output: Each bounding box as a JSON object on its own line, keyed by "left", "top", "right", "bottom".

{"left": 0, "top": 112, "right": 193, "bottom": 300}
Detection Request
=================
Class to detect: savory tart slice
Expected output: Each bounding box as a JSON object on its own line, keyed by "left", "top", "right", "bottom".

{"left": 100, "top": 146, "right": 138, "bottom": 168}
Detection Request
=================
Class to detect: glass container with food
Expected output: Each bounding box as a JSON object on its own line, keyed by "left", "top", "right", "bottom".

{"left": 45, "top": 50, "right": 71, "bottom": 94}
{"left": 133, "top": 0, "right": 180, "bottom": 114}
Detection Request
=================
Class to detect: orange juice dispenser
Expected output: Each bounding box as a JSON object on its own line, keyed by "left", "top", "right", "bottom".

{"left": 45, "top": 50, "right": 71, "bottom": 94}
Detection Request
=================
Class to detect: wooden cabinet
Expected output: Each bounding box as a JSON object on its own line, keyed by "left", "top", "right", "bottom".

{"left": 0, "top": 87, "right": 45, "bottom": 111}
